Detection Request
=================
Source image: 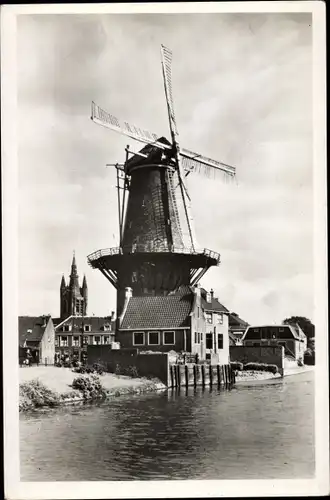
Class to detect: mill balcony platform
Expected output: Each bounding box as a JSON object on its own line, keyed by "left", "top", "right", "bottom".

{"left": 87, "top": 245, "right": 221, "bottom": 291}
{"left": 87, "top": 245, "right": 221, "bottom": 268}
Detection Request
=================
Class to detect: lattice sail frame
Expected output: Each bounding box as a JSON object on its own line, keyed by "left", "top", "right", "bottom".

{"left": 91, "top": 101, "right": 236, "bottom": 180}
{"left": 91, "top": 45, "right": 237, "bottom": 252}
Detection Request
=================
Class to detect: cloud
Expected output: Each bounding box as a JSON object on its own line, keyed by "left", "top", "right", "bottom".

{"left": 17, "top": 13, "right": 313, "bottom": 323}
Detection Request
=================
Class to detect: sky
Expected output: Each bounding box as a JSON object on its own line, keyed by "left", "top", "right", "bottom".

{"left": 17, "top": 12, "right": 313, "bottom": 325}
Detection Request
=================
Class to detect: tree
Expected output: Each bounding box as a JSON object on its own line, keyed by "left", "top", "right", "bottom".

{"left": 282, "top": 316, "right": 315, "bottom": 342}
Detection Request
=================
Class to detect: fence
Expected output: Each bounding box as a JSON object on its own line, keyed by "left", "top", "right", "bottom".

{"left": 230, "top": 345, "right": 284, "bottom": 375}
{"left": 169, "top": 364, "right": 234, "bottom": 388}
{"left": 87, "top": 346, "right": 170, "bottom": 385}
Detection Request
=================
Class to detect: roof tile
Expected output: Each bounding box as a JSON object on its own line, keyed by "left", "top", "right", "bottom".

{"left": 120, "top": 288, "right": 194, "bottom": 330}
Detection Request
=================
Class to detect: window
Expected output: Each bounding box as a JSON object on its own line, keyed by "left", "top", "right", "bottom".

{"left": 63, "top": 325, "right": 71, "bottom": 332}
{"left": 102, "top": 324, "right": 111, "bottom": 331}
{"left": 72, "top": 336, "right": 80, "bottom": 347}
{"left": 55, "top": 337, "right": 59, "bottom": 347}
{"left": 84, "top": 325, "right": 91, "bottom": 332}
{"left": 217, "top": 313, "right": 223, "bottom": 325}
{"left": 206, "top": 333, "right": 213, "bottom": 349}
{"left": 82, "top": 336, "right": 89, "bottom": 345}
{"left": 60, "top": 336, "right": 68, "bottom": 347}
{"left": 197, "top": 307, "right": 200, "bottom": 318}
{"left": 197, "top": 332, "right": 200, "bottom": 343}
{"left": 201, "top": 332, "right": 203, "bottom": 342}
{"left": 163, "top": 331, "right": 175, "bottom": 345}
{"left": 194, "top": 331, "right": 197, "bottom": 344}
{"left": 104, "top": 336, "right": 110, "bottom": 344}
{"left": 94, "top": 336, "right": 101, "bottom": 345}
{"left": 133, "top": 332, "right": 145, "bottom": 346}
{"left": 218, "top": 334, "right": 224, "bottom": 349}
{"left": 205, "top": 312, "right": 213, "bottom": 324}
{"left": 148, "top": 331, "right": 160, "bottom": 345}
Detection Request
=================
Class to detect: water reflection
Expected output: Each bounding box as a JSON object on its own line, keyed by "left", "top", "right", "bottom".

{"left": 20, "top": 371, "right": 315, "bottom": 481}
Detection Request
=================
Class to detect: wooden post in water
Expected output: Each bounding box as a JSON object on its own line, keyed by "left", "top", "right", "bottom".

{"left": 201, "top": 364, "right": 205, "bottom": 386}
{"left": 170, "top": 365, "right": 174, "bottom": 388}
{"left": 209, "top": 365, "right": 213, "bottom": 386}
{"left": 185, "top": 365, "right": 189, "bottom": 387}
{"left": 177, "top": 365, "right": 181, "bottom": 388}
{"left": 224, "top": 365, "right": 228, "bottom": 385}
{"left": 193, "top": 364, "right": 197, "bottom": 387}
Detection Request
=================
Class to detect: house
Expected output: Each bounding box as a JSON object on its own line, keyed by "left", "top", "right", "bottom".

{"left": 53, "top": 315, "right": 116, "bottom": 361}
{"left": 18, "top": 315, "right": 55, "bottom": 365}
{"left": 228, "top": 312, "right": 249, "bottom": 345}
{"left": 198, "top": 288, "right": 230, "bottom": 364}
{"left": 116, "top": 284, "right": 230, "bottom": 364}
{"left": 241, "top": 324, "right": 307, "bottom": 361}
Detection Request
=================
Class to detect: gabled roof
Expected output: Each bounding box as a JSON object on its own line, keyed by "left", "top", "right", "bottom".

{"left": 54, "top": 316, "right": 115, "bottom": 334}
{"left": 120, "top": 288, "right": 194, "bottom": 330}
{"left": 18, "top": 316, "right": 50, "bottom": 346}
{"left": 200, "top": 288, "right": 229, "bottom": 314}
{"left": 229, "top": 312, "right": 249, "bottom": 328}
{"left": 242, "top": 324, "right": 306, "bottom": 341}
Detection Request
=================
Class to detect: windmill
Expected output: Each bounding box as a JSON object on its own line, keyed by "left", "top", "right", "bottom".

{"left": 87, "top": 45, "right": 236, "bottom": 317}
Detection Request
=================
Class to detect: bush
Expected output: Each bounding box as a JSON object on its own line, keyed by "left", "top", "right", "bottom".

{"left": 243, "top": 362, "right": 279, "bottom": 375}
{"left": 72, "top": 363, "right": 105, "bottom": 375}
{"left": 230, "top": 361, "right": 244, "bottom": 371}
{"left": 19, "top": 379, "right": 60, "bottom": 410}
{"left": 71, "top": 375, "right": 107, "bottom": 400}
{"left": 114, "top": 364, "right": 139, "bottom": 378}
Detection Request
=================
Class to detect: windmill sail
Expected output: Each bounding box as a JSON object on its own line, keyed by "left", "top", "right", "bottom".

{"left": 160, "top": 45, "right": 178, "bottom": 137}
{"left": 92, "top": 101, "right": 236, "bottom": 181}
{"left": 181, "top": 148, "right": 236, "bottom": 179}
{"left": 160, "top": 44, "right": 198, "bottom": 250}
{"left": 91, "top": 101, "right": 168, "bottom": 150}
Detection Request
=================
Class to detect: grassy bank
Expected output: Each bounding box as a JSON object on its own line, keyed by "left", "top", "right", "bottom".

{"left": 19, "top": 367, "right": 166, "bottom": 411}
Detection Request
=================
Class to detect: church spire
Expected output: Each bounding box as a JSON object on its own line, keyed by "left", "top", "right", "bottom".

{"left": 71, "top": 250, "right": 78, "bottom": 276}
{"left": 60, "top": 274, "right": 66, "bottom": 289}
{"left": 69, "top": 250, "right": 80, "bottom": 290}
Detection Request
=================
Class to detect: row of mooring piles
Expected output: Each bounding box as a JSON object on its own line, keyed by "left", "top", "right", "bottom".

{"left": 169, "top": 364, "right": 235, "bottom": 388}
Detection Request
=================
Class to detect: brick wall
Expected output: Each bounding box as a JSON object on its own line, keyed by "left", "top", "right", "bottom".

{"left": 230, "top": 345, "right": 284, "bottom": 375}
{"left": 87, "top": 346, "right": 170, "bottom": 385}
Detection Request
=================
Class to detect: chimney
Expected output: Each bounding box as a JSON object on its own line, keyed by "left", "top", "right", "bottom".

{"left": 42, "top": 316, "right": 47, "bottom": 327}
{"left": 125, "top": 287, "right": 132, "bottom": 299}
{"left": 110, "top": 310, "right": 115, "bottom": 320}
{"left": 210, "top": 289, "right": 214, "bottom": 300}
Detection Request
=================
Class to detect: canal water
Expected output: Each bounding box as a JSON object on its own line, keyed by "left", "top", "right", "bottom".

{"left": 20, "top": 371, "right": 314, "bottom": 481}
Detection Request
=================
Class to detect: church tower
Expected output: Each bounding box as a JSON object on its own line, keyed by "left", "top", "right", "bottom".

{"left": 60, "top": 253, "right": 88, "bottom": 319}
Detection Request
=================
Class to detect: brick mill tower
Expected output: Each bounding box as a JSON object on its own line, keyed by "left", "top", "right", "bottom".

{"left": 87, "top": 45, "right": 236, "bottom": 320}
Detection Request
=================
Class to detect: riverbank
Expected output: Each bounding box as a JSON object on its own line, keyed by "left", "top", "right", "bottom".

{"left": 19, "top": 366, "right": 166, "bottom": 411}
{"left": 235, "top": 370, "right": 282, "bottom": 384}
